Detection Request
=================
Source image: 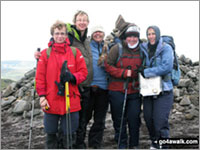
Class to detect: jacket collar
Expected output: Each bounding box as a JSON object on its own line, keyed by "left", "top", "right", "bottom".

{"left": 141, "top": 37, "right": 164, "bottom": 57}
{"left": 48, "top": 38, "right": 70, "bottom": 53}
{"left": 67, "top": 23, "right": 88, "bottom": 42}
{"left": 91, "top": 39, "right": 104, "bottom": 46}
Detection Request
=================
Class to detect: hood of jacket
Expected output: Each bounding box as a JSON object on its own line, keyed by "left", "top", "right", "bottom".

{"left": 48, "top": 37, "right": 71, "bottom": 53}
{"left": 146, "top": 25, "right": 160, "bottom": 43}
{"left": 140, "top": 37, "right": 165, "bottom": 66}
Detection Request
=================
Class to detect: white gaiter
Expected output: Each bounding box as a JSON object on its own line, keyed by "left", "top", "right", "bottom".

{"left": 128, "top": 41, "right": 139, "bottom": 49}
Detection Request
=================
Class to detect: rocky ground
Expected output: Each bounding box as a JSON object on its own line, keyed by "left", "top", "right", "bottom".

{"left": 1, "top": 54, "right": 199, "bottom": 149}
{"left": 1, "top": 110, "right": 199, "bottom": 149}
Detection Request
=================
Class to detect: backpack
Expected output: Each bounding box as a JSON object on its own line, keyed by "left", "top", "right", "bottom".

{"left": 46, "top": 46, "right": 77, "bottom": 59}
{"left": 162, "top": 35, "right": 181, "bottom": 86}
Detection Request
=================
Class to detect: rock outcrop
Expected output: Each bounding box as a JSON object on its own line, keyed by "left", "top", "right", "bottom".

{"left": 1, "top": 54, "right": 199, "bottom": 149}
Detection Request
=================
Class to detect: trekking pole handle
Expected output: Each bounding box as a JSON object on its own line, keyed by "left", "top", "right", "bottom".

{"left": 36, "top": 48, "right": 41, "bottom": 62}
{"left": 125, "top": 66, "right": 132, "bottom": 89}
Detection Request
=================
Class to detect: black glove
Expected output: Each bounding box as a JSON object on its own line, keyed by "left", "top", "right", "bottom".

{"left": 55, "top": 61, "right": 76, "bottom": 96}
{"left": 55, "top": 81, "right": 65, "bottom": 96}
{"left": 60, "top": 61, "right": 76, "bottom": 84}
{"left": 135, "top": 65, "right": 145, "bottom": 78}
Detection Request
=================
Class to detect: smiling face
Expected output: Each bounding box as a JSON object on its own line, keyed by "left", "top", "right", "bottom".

{"left": 75, "top": 14, "right": 89, "bottom": 32}
{"left": 125, "top": 36, "right": 139, "bottom": 46}
{"left": 147, "top": 28, "right": 156, "bottom": 45}
{"left": 53, "top": 27, "right": 67, "bottom": 43}
{"left": 92, "top": 31, "right": 104, "bottom": 43}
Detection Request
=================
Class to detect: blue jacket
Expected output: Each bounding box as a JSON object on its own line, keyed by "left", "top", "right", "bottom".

{"left": 90, "top": 40, "right": 108, "bottom": 90}
{"left": 140, "top": 37, "right": 174, "bottom": 91}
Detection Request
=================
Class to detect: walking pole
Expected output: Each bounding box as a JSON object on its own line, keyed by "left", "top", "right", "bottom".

{"left": 65, "top": 81, "right": 73, "bottom": 149}
{"left": 28, "top": 48, "right": 40, "bottom": 149}
{"left": 117, "top": 66, "right": 131, "bottom": 149}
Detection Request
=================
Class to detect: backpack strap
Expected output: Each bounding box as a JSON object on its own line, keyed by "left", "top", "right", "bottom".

{"left": 116, "top": 43, "right": 143, "bottom": 67}
{"left": 163, "top": 41, "right": 178, "bottom": 70}
{"left": 46, "top": 46, "right": 77, "bottom": 59}
{"left": 116, "top": 42, "right": 123, "bottom": 66}
{"left": 70, "top": 46, "right": 77, "bottom": 58}
{"left": 46, "top": 47, "right": 52, "bottom": 59}
{"left": 117, "top": 42, "right": 123, "bottom": 61}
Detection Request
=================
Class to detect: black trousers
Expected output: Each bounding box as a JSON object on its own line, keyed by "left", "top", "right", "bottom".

{"left": 75, "top": 86, "right": 90, "bottom": 148}
{"left": 86, "top": 86, "right": 109, "bottom": 148}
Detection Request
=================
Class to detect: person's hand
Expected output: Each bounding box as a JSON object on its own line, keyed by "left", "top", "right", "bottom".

{"left": 34, "top": 51, "right": 41, "bottom": 59}
{"left": 135, "top": 65, "right": 145, "bottom": 78}
{"left": 55, "top": 81, "right": 65, "bottom": 96}
{"left": 124, "top": 66, "right": 132, "bottom": 78}
{"left": 127, "top": 69, "right": 132, "bottom": 77}
{"left": 98, "top": 45, "right": 108, "bottom": 66}
{"left": 39, "top": 97, "right": 50, "bottom": 110}
{"left": 60, "top": 61, "right": 76, "bottom": 84}
{"left": 62, "top": 71, "right": 76, "bottom": 83}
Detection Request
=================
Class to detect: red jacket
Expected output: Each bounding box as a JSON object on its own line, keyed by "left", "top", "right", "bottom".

{"left": 36, "top": 38, "right": 88, "bottom": 115}
{"left": 105, "top": 42, "right": 142, "bottom": 94}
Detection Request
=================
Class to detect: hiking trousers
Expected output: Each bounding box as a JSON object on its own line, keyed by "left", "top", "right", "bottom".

{"left": 109, "top": 91, "right": 141, "bottom": 149}
{"left": 75, "top": 86, "right": 90, "bottom": 148}
{"left": 86, "top": 86, "right": 109, "bottom": 148}
{"left": 44, "top": 112, "right": 79, "bottom": 149}
{"left": 143, "top": 90, "right": 173, "bottom": 147}
{"left": 44, "top": 112, "right": 79, "bottom": 134}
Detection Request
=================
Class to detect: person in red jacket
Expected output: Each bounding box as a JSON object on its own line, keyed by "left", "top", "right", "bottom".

{"left": 36, "top": 20, "right": 88, "bottom": 149}
{"left": 105, "top": 24, "right": 142, "bottom": 149}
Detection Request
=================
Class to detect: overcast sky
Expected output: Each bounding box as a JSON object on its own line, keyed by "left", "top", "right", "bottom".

{"left": 1, "top": 1, "right": 199, "bottom": 61}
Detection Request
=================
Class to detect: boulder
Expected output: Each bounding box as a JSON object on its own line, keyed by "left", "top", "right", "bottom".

{"left": 1, "top": 96, "right": 16, "bottom": 107}
{"left": 180, "top": 96, "right": 191, "bottom": 106}
{"left": 12, "top": 99, "right": 31, "bottom": 114}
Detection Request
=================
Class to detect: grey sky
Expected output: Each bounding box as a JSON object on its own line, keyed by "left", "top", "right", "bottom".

{"left": 1, "top": 1, "right": 199, "bottom": 61}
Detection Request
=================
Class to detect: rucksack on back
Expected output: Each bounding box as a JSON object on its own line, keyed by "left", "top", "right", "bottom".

{"left": 162, "top": 35, "right": 181, "bottom": 86}
{"left": 46, "top": 46, "right": 77, "bottom": 59}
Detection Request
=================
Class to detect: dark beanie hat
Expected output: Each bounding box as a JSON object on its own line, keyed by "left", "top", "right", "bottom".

{"left": 146, "top": 25, "right": 160, "bottom": 43}
{"left": 125, "top": 25, "right": 140, "bottom": 38}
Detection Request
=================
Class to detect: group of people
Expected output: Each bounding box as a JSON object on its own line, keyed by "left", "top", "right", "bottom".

{"left": 35, "top": 10, "right": 174, "bottom": 149}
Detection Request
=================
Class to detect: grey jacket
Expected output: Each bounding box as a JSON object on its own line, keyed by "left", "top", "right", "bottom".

{"left": 72, "top": 36, "right": 93, "bottom": 87}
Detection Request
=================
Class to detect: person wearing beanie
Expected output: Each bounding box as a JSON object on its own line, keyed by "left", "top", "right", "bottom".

{"left": 139, "top": 25, "right": 174, "bottom": 149}
{"left": 90, "top": 25, "right": 105, "bottom": 37}
{"left": 125, "top": 25, "right": 140, "bottom": 38}
{"left": 80, "top": 25, "right": 109, "bottom": 149}
{"left": 105, "top": 24, "right": 142, "bottom": 149}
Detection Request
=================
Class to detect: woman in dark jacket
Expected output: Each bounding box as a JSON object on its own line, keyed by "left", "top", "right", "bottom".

{"left": 105, "top": 24, "right": 142, "bottom": 149}
{"left": 140, "top": 25, "right": 174, "bottom": 149}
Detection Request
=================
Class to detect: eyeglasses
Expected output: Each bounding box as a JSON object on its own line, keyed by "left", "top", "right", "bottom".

{"left": 76, "top": 19, "right": 88, "bottom": 23}
{"left": 54, "top": 32, "right": 66, "bottom": 36}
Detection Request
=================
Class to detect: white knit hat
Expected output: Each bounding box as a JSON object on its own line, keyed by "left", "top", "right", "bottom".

{"left": 125, "top": 25, "right": 140, "bottom": 38}
{"left": 126, "top": 26, "right": 140, "bottom": 33}
{"left": 91, "top": 25, "right": 105, "bottom": 36}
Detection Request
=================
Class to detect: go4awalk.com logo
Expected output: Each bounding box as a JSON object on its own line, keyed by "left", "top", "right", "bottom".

{"left": 155, "top": 137, "right": 199, "bottom": 146}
